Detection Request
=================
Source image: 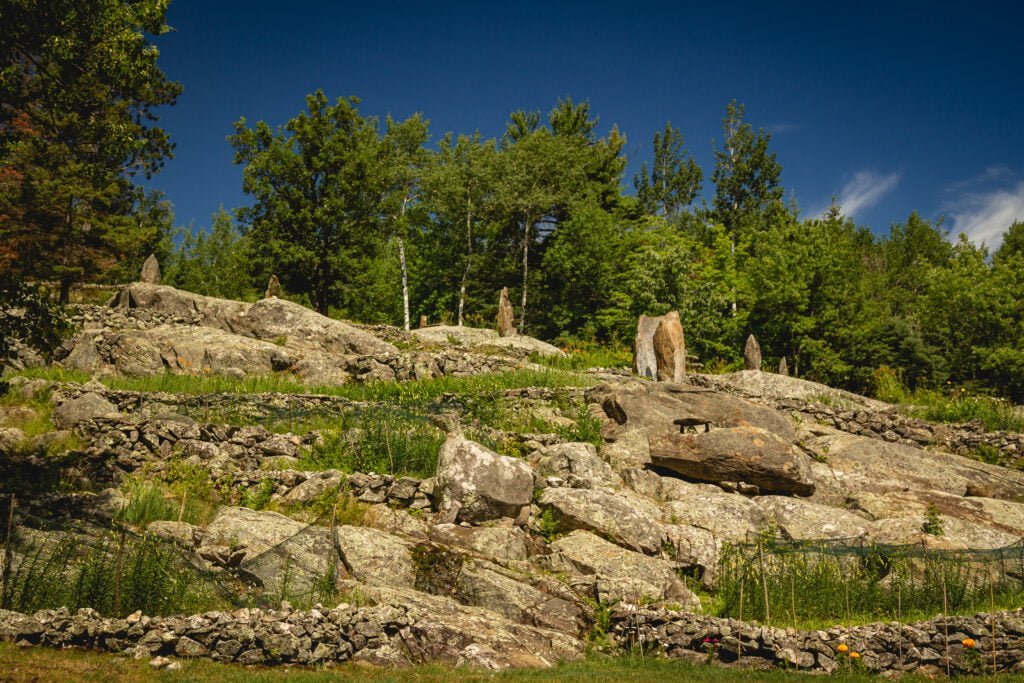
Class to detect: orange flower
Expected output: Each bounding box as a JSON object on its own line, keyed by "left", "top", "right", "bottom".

{"left": 849, "top": 652, "right": 861, "bottom": 659}
{"left": 962, "top": 638, "right": 976, "bottom": 649}
{"left": 837, "top": 643, "right": 849, "bottom": 653}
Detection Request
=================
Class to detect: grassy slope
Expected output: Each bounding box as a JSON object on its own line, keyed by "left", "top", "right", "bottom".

{"left": 3, "top": 645, "right": 1017, "bottom": 683}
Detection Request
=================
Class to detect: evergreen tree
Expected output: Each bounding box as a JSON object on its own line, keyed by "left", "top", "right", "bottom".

{"left": 0, "top": 0, "right": 181, "bottom": 300}
{"left": 634, "top": 122, "right": 703, "bottom": 220}
{"left": 229, "top": 91, "right": 385, "bottom": 315}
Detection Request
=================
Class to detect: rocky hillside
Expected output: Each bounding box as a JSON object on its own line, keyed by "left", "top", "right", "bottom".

{"left": 2, "top": 282, "right": 1024, "bottom": 675}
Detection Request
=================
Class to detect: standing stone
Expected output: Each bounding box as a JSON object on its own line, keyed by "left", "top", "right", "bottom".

{"left": 652, "top": 311, "right": 686, "bottom": 383}
{"left": 497, "top": 287, "right": 515, "bottom": 338}
{"left": 140, "top": 254, "right": 160, "bottom": 284}
{"left": 778, "top": 356, "right": 789, "bottom": 376}
{"left": 633, "top": 315, "right": 661, "bottom": 380}
{"left": 744, "top": 334, "right": 762, "bottom": 371}
{"left": 418, "top": 314, "right": 428, "bottom": 329}
{"left": 264, "top": 274, "right": 281, "bottom": 299}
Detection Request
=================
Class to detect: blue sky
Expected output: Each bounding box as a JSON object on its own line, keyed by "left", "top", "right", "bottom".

{"left": 149, "top": 1, "right": 1024, "bottom": 248}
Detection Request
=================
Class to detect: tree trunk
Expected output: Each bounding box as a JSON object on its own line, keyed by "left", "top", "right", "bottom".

{"left": 519, "top": 216, "right": 531, "bottom": 335}
{"left": 398, "top": 235, "right": 410, "bottom": 331}
{"left": 457, "top": 197, "right": 473, "bottom": 327}
{"left": 398, "top": 198, "right": 411, "bottom": 331}
{"left": 58, "top": 276, "right": 71, "bottom": 305}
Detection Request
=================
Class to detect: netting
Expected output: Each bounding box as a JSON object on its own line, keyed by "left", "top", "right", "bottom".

{"left": 713, "top": 533, "right": 1024, "bottom": 626}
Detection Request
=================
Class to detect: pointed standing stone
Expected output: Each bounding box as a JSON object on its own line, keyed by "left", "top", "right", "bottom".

{"left": 633, "top": 314, "right": 660, "bottom": 380}
{"left": 497, "top": 287, "right": 515, "bottom": 337}
{"left": 140, "top": 254, "right": 160, "bottom": 284}
{"left": 744, "top": 334, "right": 762, "bottom": 371}
{"left": 264, "top": 274, "right": 281, "bottom": 299}
{"left": 778, "top": 356, "right": 789, "bottom": 376}
{"left": 652, "top": 311, "right": 686, "bottom": 383}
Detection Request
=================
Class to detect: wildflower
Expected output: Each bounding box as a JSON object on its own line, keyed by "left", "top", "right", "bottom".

{"left": 849, "top": 652, "right": 861, "bottom": 659}
{"left": 962, "top": 638, "right": 976, "bottom": 649}
{"left": 837, "top": 643, "right": 849, "bottom": 653}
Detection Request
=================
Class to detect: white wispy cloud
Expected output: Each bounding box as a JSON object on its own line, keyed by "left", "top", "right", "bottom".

{"left": 948, "top": 180, "right": 1024, "bottom": 249}
{"left": 813, "top": 170, "right": 901, "bottom": 219}
{"left": 768, "top": 122, "right": 800, "bottom": 135}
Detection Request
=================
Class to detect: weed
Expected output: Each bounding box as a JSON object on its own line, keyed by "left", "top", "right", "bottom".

{"left": 118, "top": 480, "right": 177, "bottom": 529}
{"left": 240, "top": 478, "right": 276, "bottom": 511}
{"left": 922, "top": 503, "right": 944, "bottom": 536}
{"left": 535, "top": 507, "right": 563, "bottom": 543}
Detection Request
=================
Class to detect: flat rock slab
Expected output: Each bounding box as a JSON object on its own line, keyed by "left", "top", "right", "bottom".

{"left": 590, "top": 381, "right": 797, "bottom": 444}
{"left": 650, "top": 426, "right": 815, "bottom": 496}
{"left": 411, "top": 325, "right": 564, "bottom": 357}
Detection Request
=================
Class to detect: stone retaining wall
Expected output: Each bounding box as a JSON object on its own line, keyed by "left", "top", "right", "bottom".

{"left": 4, "top": 604, "right": 1023, "bottom": 675}
{"left": 612, "top": 607, "right": 1024, "bottom": 675}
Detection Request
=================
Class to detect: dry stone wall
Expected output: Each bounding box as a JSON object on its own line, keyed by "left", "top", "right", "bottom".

{"left": 612, "top": 607, "right": 1024, "bottom": 675}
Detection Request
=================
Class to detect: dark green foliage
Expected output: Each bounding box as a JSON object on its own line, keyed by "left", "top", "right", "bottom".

{"left": 411, "top": 542, "right": 464, "bottom": 597}
{"left": 0, "top": 0, "right": 181, "bottom": 300}
{"left": 1, "top": 530, "right": 223, "bottom": 617}
{"left": 0, "top": 273, "right": 72, "bottom": 366}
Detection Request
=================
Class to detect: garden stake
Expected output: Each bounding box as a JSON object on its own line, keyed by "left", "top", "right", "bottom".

{"left": 757, "top": 541, "right": 770, "bottom": 624}
{"left": 990, "top": 568, "right": 997, "bottom": 675}
{"left": 897, "top": 578, "right": 903, "bottom": 669}
{"left": 942, "top": 576, "right": 950, "bottom": 678}
{"left": 1, "top": 494, "right": 14, "bottom": 609}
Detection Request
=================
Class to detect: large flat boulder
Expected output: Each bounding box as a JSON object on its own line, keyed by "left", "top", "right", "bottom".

{"left": 754, "top": 496, "right": 870, "bottom": 541}
{"left": 436, "top": 435, "right": 535, "bottom": 524}
{"left": 411, "top": 325, "right": 564, "bottom": 357}
{"left": 52, "top": 392, "right": 120, "bottom": 428}
{"left": 804, "top": 432, "right": 1024, "bottom": 501}
{"left": 528, "top": 442, "right": 622, "bottom": 489}
{"left": 334, "top": 525, "right": 416, "bottom": 587}
{"left": 537, "top": 487, "right": 663, "bottom": 553}
{"left": 705, "top": 370, "right": 888, "bottom": 410}
{"left": 590, "top": 381, "right": 797, "bottom": 444}
{"left": 544, "top": 531, "right": 700, "bottom": 608}
{"left": 200, "top": 507, "right": 335, "bottom": 595}
{"left": 354, "top": 583, "right": 583, "bottom": 669}
{"left": 650, "top": 426, "right": 815, "bottom": 495}
{"left": 661, "top": 492, "right": 768, "bottom": 543}
{"left": 456, "top": 559, "right": 585, "bottom": 634}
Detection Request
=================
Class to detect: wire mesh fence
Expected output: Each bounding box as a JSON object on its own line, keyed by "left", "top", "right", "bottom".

{"left": 715, "top": 533, "right": 1024, "bottom": 626}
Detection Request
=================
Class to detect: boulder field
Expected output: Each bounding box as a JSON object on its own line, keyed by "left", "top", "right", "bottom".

{"left": 4, "top": 281, "right": 1024, "bottom": 674}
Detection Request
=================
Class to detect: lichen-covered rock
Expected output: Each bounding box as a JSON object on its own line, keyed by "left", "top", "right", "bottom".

{"left": 528, "top": 442, "right": 621, "bottom": 489}
{"left": 428, "top": 524, "right": 531, "bottom": 562}
{"left": 334, "top": 525, "right": 415, "bottom": 586}
{"left": 436, "top": 435, "right": 534, "bottom": 524}
{"left": 537, "top": 487, "right": 663, "bottom": 553}
{"left": 652, "top": 311, "right": 686, "bottom": 383}
{"left": 200, "top": 507, "right": 335, "bottom": 594}
{"left": 410, "top": 325, "right": 564, "bottom": 357}
{"left": 52, "top": 392, "right": 120, "bottom": 428}
{"left": 650, "top": 426, "right": 815, "bottom": 496}
{"left": 545, "top": 531, "right": 700, "bottom": 608}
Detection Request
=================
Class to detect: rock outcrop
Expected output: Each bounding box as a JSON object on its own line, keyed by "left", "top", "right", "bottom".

{"left": 435, "top": 435, "right": 535, "bottom": 524}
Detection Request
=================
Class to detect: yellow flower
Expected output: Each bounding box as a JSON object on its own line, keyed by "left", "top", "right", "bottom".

{"left": 849, "top": 652, "right": 861, "bottom": 659}
{"left": 962, "top": 638, "right": 976, "bottom": 649}
{"left": 837, "top": 643, "right": 849, "bottom": 653}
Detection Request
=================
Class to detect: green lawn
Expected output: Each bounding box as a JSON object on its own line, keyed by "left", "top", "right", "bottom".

{"left": 1, "top": 645, "right": 1021, "bottom": 683}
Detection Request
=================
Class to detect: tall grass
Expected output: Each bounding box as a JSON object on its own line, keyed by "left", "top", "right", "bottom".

{"left": 872, "top": 366, "right": 1024, "bottom": 433}
{"left": 1, "top": 530, "right": 227, "bottom": 616}
{"left": 715, "top": 539, "right": 1024, "bottom": 628}
{"left": 530, "top": 345, "right": 633, "bottom": 371}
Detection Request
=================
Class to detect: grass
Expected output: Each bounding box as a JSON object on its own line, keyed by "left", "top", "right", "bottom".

{"left": 872, "top": 366, "right": 1024, "bottom": 433}
{"left": 715, "top": 538, "right": 1024, "bottom": 630}
{"left": 530, "top": 345, "right": 633, "bottom": 371}
{"left": 3, "top": 645, "right": 1018, "bottom": 683}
